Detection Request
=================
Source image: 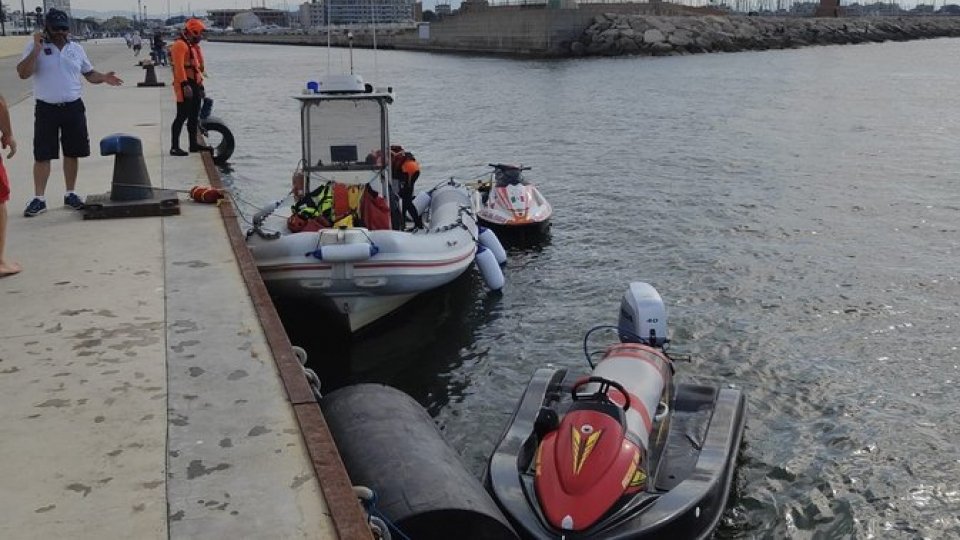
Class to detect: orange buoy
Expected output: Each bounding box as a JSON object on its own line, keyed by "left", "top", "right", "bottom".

{"left": 189, "top": 185, "right": 224, "bottom": 204}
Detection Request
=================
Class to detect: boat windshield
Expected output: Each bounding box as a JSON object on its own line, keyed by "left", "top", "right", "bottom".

{"left": 302, "top": 99, "right": 387, "bottom": 185}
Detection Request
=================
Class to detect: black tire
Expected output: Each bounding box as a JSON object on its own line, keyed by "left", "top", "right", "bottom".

{"left": 201, "top": 121, "right": 235, "bottom": 166}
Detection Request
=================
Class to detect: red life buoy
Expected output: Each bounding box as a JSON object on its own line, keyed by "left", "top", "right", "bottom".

{"left": 189, "top": 185, "right": 224, "bottom": 204}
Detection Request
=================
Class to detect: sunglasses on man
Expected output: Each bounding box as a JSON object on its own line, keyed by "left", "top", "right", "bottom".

{"left": 51, "top": 26, "right": 69, "bottom": 32}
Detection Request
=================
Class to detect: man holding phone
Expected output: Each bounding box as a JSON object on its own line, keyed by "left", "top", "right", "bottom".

{"left": 15, "top": 8, "right": 123, "bottom": 217}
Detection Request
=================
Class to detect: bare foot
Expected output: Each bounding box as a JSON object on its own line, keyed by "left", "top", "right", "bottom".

{"left": 0, "top": 261, "right": 22, "bottom": 277}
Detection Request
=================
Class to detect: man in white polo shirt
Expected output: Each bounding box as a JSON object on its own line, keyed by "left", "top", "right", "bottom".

{"left": 15, "top": 8, "right": 123, "bottom": 217}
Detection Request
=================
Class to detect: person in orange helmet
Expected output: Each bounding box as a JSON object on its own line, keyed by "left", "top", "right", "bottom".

{"left": 393, "top": 150, "right": 423, "bottom": 230}
{"left": 169, "top": 19, "right": 210, "bottom": 156}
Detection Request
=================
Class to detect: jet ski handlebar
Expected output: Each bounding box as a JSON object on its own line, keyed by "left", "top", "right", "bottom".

{"left": 488, "top": 163, "right": 532, "bottom": 171}
{"left": 571, "top": 376, "right": 632, "bottom": 411}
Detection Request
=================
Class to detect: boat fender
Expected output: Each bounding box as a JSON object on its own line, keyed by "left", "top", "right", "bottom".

{"left": 322, "top": 384, "right": 518, "bottom": 540}
{"left": 476, "top": 245, "right": 505, "bottom": 291}
{"left": 412, "top": 190, "right": 431, "bottom": 216}
{"left": 305, "top": 242, "right": 379, "bottom": 262}
{"left": 478, "top": 227, "right": 507, "bottom": 265}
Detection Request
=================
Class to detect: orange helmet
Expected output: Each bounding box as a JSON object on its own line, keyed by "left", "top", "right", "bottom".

{"left": 401, "top": 158, "right": 420, "bottom": 176}
{"left": 184, "top": 19, "right": 205, "bottom": 37}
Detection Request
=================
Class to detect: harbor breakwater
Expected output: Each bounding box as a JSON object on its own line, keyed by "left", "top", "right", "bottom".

{"left": 573, "top": 15, "right": 960, "bottom": 56}
{"left": 207, "top": 10, "right": 960, "bottom": 58}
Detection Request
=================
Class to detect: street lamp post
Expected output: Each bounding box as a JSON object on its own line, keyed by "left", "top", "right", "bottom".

{"left": 137, "top": 0, "right": 142, "bottom": 30}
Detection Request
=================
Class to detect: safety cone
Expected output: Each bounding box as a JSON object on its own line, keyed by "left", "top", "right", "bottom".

{"left": 136, "top": 61, "right": 165, "bottom": 88}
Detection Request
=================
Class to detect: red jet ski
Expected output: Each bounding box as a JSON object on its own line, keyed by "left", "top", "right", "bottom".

{"left": 485, "top": 282, "right": 746, "bottom": 539}
{"left": 472, "top": 163, "right": 552, "bottom": 236}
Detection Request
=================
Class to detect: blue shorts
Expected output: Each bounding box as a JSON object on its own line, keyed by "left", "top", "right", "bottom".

{"left": 34, "top": 99, "right": 90, "bottom": 161}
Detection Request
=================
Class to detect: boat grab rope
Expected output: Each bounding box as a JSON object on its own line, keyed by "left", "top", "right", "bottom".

{"left": 432, "top": 204, "right": 478, "bottom": 242}
{"left": 232, "top": 189, "right": 295, "bottom": 240}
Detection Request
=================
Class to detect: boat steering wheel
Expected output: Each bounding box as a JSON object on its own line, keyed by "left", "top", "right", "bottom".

{"left": 571, "top": 376, "right": 631, "bottom": 412}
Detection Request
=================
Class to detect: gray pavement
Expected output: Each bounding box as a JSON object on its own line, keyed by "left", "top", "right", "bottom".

{"left": 0, "top": 40, "right": 339, "bottom": 539}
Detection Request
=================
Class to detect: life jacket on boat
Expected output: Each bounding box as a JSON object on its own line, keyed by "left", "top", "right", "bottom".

{"left": 288, "top": 182, "right": 368, "bottom": 232}
{"left": 288, "top": 183, "right": 333, "bottom": 232}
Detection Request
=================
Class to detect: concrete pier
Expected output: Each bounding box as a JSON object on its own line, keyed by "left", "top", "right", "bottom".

{"left": 0, "top": 39, "right": 370, "bottom": 539}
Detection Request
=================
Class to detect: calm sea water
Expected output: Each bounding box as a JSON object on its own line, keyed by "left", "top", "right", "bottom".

{"left": 205, "top": 38, "right": 960, "bottom": 538}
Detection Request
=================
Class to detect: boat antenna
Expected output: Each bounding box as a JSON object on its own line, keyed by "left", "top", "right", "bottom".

{"left": 370, "top": 0, "right": 379, "bottom": 80}
{"left": 348, "top": 31, "right": 354, "bottom": 74}
{"left": 325, "top": 0, "right": 331, "bottom": 72}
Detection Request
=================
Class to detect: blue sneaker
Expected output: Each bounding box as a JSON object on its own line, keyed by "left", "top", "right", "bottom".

{"left": 23, "top": 198, "right": 47, "bottom": 217}
{"left": 64, "top": 193, "right": 85, "bottom": 210}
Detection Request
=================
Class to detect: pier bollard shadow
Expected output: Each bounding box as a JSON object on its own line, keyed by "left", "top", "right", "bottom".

{"left": 83, "top": 134, "right": 180, "bottom": 220}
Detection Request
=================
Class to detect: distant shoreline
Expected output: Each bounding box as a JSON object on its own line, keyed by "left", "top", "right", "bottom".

{"left": 207, "top": 13, "right": 960, "bottom": 58}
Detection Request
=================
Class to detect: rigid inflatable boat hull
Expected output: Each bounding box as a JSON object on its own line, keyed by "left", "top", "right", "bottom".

{"left": 249, "top": 182, "right": 478, "bottom": 332}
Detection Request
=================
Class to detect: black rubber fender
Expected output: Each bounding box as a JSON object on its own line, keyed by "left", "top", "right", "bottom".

{"left": 200, "top": 116, "right": 234, "bottom": 166}
{"left": 322, "top": 384, "right": 518, "bottom": 540}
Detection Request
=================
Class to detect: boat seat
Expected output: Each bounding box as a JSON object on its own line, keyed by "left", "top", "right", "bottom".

{"left": 568, "top": 400, "right": 626, "bottom": 428}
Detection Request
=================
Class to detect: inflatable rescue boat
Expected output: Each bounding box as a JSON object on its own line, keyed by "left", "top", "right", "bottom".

{"left": 245, "top": 74, "right": 507, "bottom": 332}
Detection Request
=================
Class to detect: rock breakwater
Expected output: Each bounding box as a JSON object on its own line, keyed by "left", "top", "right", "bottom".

{"left": 571, "top": 15, "right": 960, "bottom": 57}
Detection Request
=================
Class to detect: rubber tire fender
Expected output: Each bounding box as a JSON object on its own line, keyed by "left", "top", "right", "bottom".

{"left": 200, "top": 117, "right": 235, "bottom": 166}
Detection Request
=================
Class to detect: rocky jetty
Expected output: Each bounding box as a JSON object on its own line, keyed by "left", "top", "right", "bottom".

{"left": 571, "top": 15, "right": 960, "bottom": 57}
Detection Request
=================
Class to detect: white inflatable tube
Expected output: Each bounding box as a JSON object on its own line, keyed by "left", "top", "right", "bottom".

{"left": 413, "top": 191, "right": 431, "bottom": 215}
{"left": 476, "top": 246, "right": 505, "bottom": 291}
{"left": 315, "top": 243, "right": 376, "bottom": 262}
{"left": 478, "top": 227, "right": 507, "bottom": 265}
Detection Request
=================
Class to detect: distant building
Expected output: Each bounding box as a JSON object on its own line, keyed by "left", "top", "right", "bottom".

{"left": 207, "top": 8, "right": 289, "bottom": 28}
{"left": 43, "top": 0, "right": 71, "bottom": 16}
{"left": 325, "top": 0, "right": 415, "bottom": 25}
{"left": 299, "top": 1, "right": 326, "bottom": 27}
{"left": 435, "top": 3, "right": 451, "bottom": 17}
{"left": 459, "top": 0, "right": 488, "bottom": 13}
{"left": 232, "top": 11, "right": 263, "bottom": 32}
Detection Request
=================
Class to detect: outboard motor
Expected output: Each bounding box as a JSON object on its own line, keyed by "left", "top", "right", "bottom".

{"left": 618, "top": 281, "right": 669, "bottom": 346}
{"left": 534, "top": 282, "right": 674, "bottom": 533}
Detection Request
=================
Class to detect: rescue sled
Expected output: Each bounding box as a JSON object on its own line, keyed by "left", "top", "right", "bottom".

{"left": 245, "top": 74, "right": 507, "bottom": 332}
{"left": 471, "top": 163, "right": 552, "bottom": 237}
{"left": 485, "top": 282, "right": 746, "bottom": 539}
